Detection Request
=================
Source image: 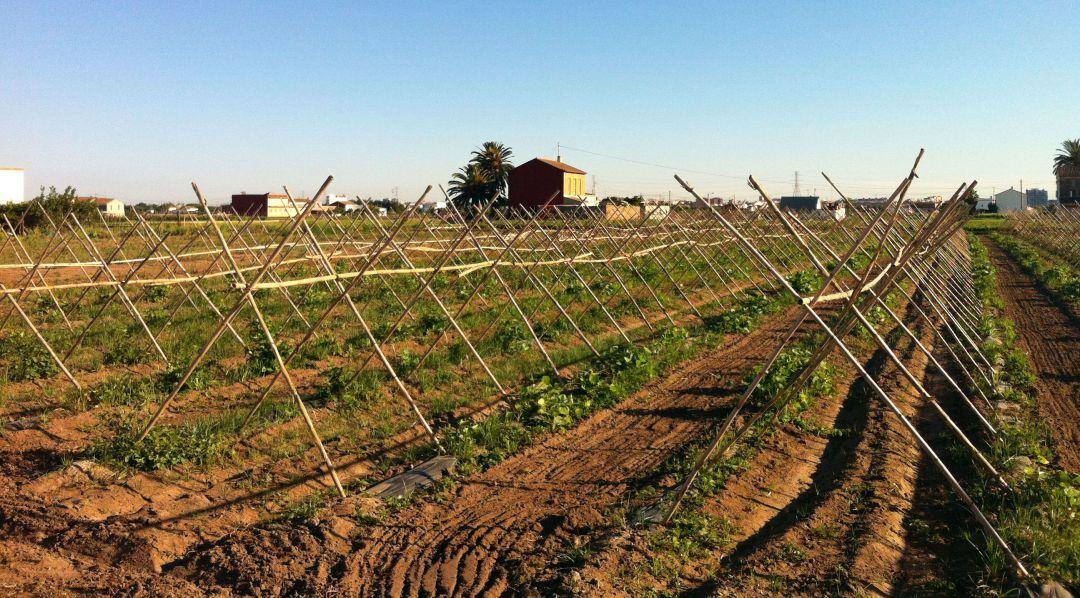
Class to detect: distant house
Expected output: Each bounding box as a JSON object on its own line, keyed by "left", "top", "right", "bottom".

{"left": 602, "top": 203, "right": 642, "bottom": 221}
{"left": 1025, "top": 188, "right": 1049, "bottom": 208}
{"left": 642, "top": 202, "right": 671, "bottom": 221}
{"left": 825, "top": 201, "right": 846, "bottom": 221}
{"left": 420, "top": 200, "right": 447, "bottom": 213}
{"left": 974, "top": 199, "right": 994, "bottom": 212}
{"left": 330, "top": 200, "right": 360, "bottom": 213}
{"left": 508, "top": 157, "right": 596, "bottom": 210}
{"left": 778, "top": 196, "right": 822, "bottom": 211}
{"left": 992, "top": 188, "right": 1025, "bottom": 213}
{"left": 694, "top": 197, "right": 728, "bottom": 209}
{"left": 79, "top": 196, "right": 125, "bottom": 218}
{"left": 1056, "top": 165, "right": 1080, "bottom": 206}
{"left": 231, "top": 193, "right": 307, "bottom": 218}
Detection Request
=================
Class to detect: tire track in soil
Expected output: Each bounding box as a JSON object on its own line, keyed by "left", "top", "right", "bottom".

{"left": 984, "top": 237, "right": 1080, "bottom": 472}
{"left": 172, "top": 307, "right": 810, "bottom": 596}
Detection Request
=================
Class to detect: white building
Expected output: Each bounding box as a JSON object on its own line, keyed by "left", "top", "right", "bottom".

{"left": 992, "top": 188, "right": 1025, "bottom": 213}
{"left": 80, "top": 196, "right": 125, "bottom": 218}
{"left": 0, "top": 168, "right": 25, "bottom": 204}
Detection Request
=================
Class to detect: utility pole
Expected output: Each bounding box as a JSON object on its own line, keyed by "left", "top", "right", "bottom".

{"left": 793, "top": 171, "right": 801, "bottom": 196}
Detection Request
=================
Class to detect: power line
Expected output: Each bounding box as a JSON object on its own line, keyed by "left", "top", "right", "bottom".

{"left": 559, "top": 144, "right": 788, "bottom": 184}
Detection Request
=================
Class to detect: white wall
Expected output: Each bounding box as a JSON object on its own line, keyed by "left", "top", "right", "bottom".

{"left": 0, "top": 169, "right": 24, "bottom": 204}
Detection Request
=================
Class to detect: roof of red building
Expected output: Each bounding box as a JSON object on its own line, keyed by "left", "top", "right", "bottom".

{"left": 533, "top": 158, "right": 586, "bottom": 174}
{"left": 77, "top": 196, "right": 117, "bottom": 206}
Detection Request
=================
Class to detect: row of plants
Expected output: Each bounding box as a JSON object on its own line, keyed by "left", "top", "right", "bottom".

{"left": 991, "top": 232, "right": 1080, "bottom": 307}
{"left": 965, "top": 233, "right": 1079, "bottom": 588}
{"left": 440, "top": 290, "right": 790, "bottom": 475}
{"left": 6, "top": 224, "right": 822, "bottom": 485}
{"left": 963, "top": 215, "right": 1008, "bottom": 233}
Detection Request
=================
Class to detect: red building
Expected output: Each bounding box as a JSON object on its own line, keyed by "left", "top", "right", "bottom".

{"left": 230, "top": 193, "right": 301, "bottom": 218}
{"left": 508, "top": 158, "right": 589, "bottom": 210}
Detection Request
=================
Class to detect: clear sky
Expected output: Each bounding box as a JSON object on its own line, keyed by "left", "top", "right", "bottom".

{"left": 1, "top": 1, "right": 1076, "bottom": 204}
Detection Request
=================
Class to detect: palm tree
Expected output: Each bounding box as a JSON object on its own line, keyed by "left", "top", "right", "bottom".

{"left": 470, "top": 141, "right": 514, "bottom": 196}
{"left": 1054, "top": 138, "right": 1080, "bottom": 171}
{"left": 447, "top": 163, "right": 492, "bottom": 209}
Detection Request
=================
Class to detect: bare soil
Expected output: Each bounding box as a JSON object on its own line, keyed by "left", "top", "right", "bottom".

{"left": 984, "top": 238, "right": 1080, "bottom": 472}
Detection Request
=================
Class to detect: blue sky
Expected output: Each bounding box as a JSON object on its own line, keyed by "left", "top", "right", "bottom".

{"left": 1, "top": 1, "right": 1076, "bottom": 204}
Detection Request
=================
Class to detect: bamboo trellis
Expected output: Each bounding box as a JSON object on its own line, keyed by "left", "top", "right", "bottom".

{"left": 0, "top": 163, "right": 1036, "bottom": 584}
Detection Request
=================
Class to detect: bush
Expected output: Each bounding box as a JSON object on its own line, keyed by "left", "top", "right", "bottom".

{"left": 103, "top": 340, "right": 148, "bottom": 366}
{"left": 786, "top": 270, "right": 821, "bottom": 295}
{"left": 0, "top": 186, "right": 99, "bottom": 232}
{"left": 316, "top": 367, "right": 384, "bottom": 414}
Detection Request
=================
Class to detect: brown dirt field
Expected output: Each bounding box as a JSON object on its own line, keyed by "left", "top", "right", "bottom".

{"left": 700, "top": 301, "right": 944, "bottom": 596}
{"left": 164, "top": 307, "right": 812, "bottom": 596}
{"left": 2, "top": 293, "right": 988, "bottom": 596}
{"left": 984, "top": 237, "right": 1080, "bottom": 472}
{"left": 577, "top": 297, "right": 958, "bottom": 596}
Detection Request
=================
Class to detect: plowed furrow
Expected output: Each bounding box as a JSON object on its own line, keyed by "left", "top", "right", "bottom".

{"left": 984, "top": 238, "right": 1080, "bottom": 471}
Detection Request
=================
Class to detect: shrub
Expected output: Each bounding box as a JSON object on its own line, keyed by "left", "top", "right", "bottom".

{"left": 103, "top": 340, "right": 148, "bottom": 366}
